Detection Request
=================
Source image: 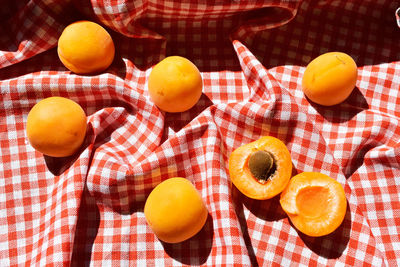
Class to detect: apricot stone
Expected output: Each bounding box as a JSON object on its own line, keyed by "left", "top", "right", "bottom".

{"left": 26, "top": 96, "right": 87, "bottom": 157}
{"left": 148, "top": 56, "right": 203, "bottom": 113}
{"left": 57, "top": 20, "right": 115, "bottom": 74}
{"left": 302, "top": 52, "right": 358, "bottom": 106}
{"left": 144, "top": 177, "right": 208, "bottom": 243}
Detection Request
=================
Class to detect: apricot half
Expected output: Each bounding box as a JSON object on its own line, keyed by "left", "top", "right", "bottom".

{"left": 148, "top": 56, "right": 203, "bottom": 113}
{"left": 280, "top": 172, "right": 347, "bottom": 237}
{"left": 228, "top": 136, "right": 292, "bottom": 200}
{"left": 302, "top": 52, "right": 358, "bottom": 106}
{"left": 57, "top": 20, "right": 115, "bottom": 74}
{"left": 144, "top": 177, "right": 208, "bottom": 243}
{"left": 26, "top": 96, "right": 87, "bottom": 157}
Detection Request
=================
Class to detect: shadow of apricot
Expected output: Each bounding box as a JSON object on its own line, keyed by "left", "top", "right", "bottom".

{"left": 290, "top": 165, "right": 300, "bottom": 178}
{"left": 308, "top": 87, "right": 369, "bottom": 124}
{"left": 231, "top": 187, "right": 258, "bottom": 267}
{"left": 231, "top": 186, "right": 287, "bottom": 267}
{"left": 343, "top": 140, "right": 381, "bottom": 179}
{"left": 242, "top": 193, "right": 287, "bottom": 222}
{"left": 294, "top": 201, "right": 351, "bottom": 259}
{"left": 161, "top": 213, "right": 214, "bottom": 265}
{"left": 44, "top": 124, "right": 94, "bottom": 176}
{"left": 160, "top": 93, "right": 214, "bottom": 143}
{"left": 70, "top": 186, "right": 100, "bottom": 267}
{"left": 106, "top": 50, "right": 127, "bottom": 80}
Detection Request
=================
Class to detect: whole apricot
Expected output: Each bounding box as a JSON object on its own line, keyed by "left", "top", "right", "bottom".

{"left": 57, "top": 20, "right": 115, "bottom": 74}
{"left": 147, "top": 56, "right": 203, "bottom": 113}
{"left": 144, "top": 177, "right": 208, "bottom": 243}
{"left": 26, "top": 97, "right": 87, "bottom": 157}
{"left": 302, "top": 52, "right": 358, "bottom": 106}
{"left": 280, "top": 172, "right": 347, "bottom": 237}
{"left": 228, "top": 136, "right": 292, "bottom": 200}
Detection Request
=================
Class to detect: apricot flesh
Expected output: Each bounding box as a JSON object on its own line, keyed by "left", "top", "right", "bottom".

{"left": 228, "top": 136, "right": 292, "bottom": 200}
{"left": 302, "top": 52, "right": 358, "bottom": 106}
{"left": 148, "top": 56, "right": 203, "bottom": 113}
{"left": 57, "top": 20, "right": 115, "bottom": 74}
{"left": 280, "top": 172, "right": 347, "bottom": 237}
{"left": 144, "top": 177, "right": 208, "bottom": 243}
{"left": 26, "top": 96, "right": 87, "bottom": 157}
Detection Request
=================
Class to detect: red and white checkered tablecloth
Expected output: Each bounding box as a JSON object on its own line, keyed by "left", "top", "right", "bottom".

{"left": 1, "top": 0, "right": 399, "bottom": 266}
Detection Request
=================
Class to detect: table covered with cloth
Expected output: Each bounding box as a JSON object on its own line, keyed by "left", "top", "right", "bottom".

{"left": 1, "top": 0, "right": 399, "bottom": 266}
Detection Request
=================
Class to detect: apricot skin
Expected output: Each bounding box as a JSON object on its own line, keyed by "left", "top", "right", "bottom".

{"left": 57, "top": 21, "right": 115, "bottom": 74}
{"left": 148, "top": 56, "right": 203, "bottom": 113}
{"left": 302, "top": 52, "right": 357, "bottom": 106}
{"left": 228, "top": 136, "right": 292, "bottom": 200}
{"left": 144, "top": 177, "right": 208, "bottom": 243}
{"left": 280, "top": 172, "right": 347, "bottom": 237}
{"left": 26, "top": 97, "right": 87, "bottom": 158}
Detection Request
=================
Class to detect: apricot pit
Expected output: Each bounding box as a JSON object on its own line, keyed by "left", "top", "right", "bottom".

{"left": 248, "top": 150, "right": 275, "bottom": 182}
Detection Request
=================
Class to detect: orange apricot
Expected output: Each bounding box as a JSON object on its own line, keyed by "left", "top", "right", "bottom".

{"left": 144, "top": 177, "right": 208, "bottom": 243}
{"left": 228, "top": 136, "right": 292, "bottom": 200}
{"left": 302, "top": 52, "right": 358, "bottom": 106}
{"left": 147, "top": 56, "right": 203, "bottom": 113}
{"left": 57, "top": 20, "right": 115, "bottom": 74}
{"left": 280, "top": 172, "right": 347, "bottom": 237}
{"left": 26, "top": 96, "right": 87, "bottom": 157}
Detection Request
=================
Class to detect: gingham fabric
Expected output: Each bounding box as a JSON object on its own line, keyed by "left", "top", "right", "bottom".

{"left": 1, "top": 0, "right": 399, "bottom": 266}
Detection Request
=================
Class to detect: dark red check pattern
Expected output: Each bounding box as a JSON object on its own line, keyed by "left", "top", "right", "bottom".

{"left": 1, "top": 0, "right": 399, "bottom": 266}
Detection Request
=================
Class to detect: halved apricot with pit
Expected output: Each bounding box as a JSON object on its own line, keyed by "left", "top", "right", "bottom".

{"left": 280, "top": 172, "right": 347, "bottom": 237}
{"left": 228, "top": 136, "right": 292, "bottom": 200}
